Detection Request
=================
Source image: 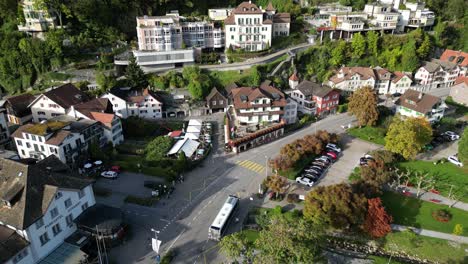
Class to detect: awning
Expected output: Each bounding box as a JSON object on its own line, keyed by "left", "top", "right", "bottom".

{"left": 188, "top": 119, "right": 203, "bottom": 126}
{"left": 167, "top": 138, "right": 200, "bottom": 158}
{"left": 38, "top": 242, "right": 87, "bottom": 264}
{"left": 184, "top": 132, "right": 200, "bottom": 140}
{"left": 186, "top": 125, "right": 201, "bottom": 133}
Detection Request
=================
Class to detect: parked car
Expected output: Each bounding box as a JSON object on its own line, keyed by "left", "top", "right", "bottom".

{"left": 304, "top": 168, "right": 322, "bottom": 175}
{"left": 312, "top": 161, "right": 328, "bottom": 168}
{"left": 447, "top": 155, "right": 463, "bottom": 167}
{"left": 360, "top": 157, "right": 374, "bottom": 166}
{"left": 101, "top": 171, "right": 118, "bottom": 179}
{"left": 316, "top": 156, "right": 332, "bottom": 165}
{"left": 324, "top": 151, "right": 338, "bottom": 161}
{"left": 326, "top": 143, "right": 342, "bottom": 153}
{"left": 442, "top": 131, "right": 460, "bottom": 141}
{"left": 392, "top": 92, "right": 402, "bottom": 97}
{"left": 309, "top": 165, "right": 324, "bottom": 172}
{"left": 423, "top": 144, "right": 434, "bottom": 151}
{"left": 341, "top": 123, "right": 352, "bottom": 129}
{"left": 432, "top": 136, "right": 445, "bottom": 146}
{"left": 296, "top": 177, "right": 314, "bottom": 187}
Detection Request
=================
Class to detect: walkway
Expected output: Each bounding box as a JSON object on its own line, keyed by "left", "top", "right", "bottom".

{"left": 392, "top": 224, "right": 468, "bottom": 244}
{"left": 393, "top": 186, "right": 468, "bottom": 211}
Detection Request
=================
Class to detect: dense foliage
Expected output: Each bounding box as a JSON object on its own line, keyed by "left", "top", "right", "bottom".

{"left": 348, "top": 86, "right": 379, "bottom": 127}
{"left": 363, "top": 198, "right": 393, "bottom": 238}
{"left": 458, "top": 127, "right": 468, "bottom": 166}
{"left": 145, "top": 136, "right": 174, "bottom": 162}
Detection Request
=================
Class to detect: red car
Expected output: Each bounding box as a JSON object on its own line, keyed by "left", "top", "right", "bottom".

{"left": 323, "top": 151, "right": 337, "bottom": 160}
{"left": 110, "top": 166, "right": 121, "bottom": 173}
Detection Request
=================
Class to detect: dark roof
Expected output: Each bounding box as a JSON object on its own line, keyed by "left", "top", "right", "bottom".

{"left": 75, "top": 204, "right": 123, "bottom": 233}
{"left": 273, "top": 13, "right": 291, "bottom": 23}
{"left": 0, "top": 225, "right": 29, "bottom": 263}
{"left": 232, "top": 1, "right": 263, "bottom": 14}
{"left": 36, "top": 84, "right": 89, "bottom": 109}
{"left": 3, "top": 94, "right": 35, "bottom": 118}
{"left": 108, "top": 87, "right": 163, "bottom": 104}
{"left": 395, "top": 89, "right": 442, "bottom": 114}
{"left": 72, "top": 98, "right": 113, "bottom": 119}
{"left": 206, "top": 87, "right": 227, "bottom": 102}
{"left": 421, "top": 59, "right": 458, "bottom": 73}
{"left": 0, "top": 156, "right": 93, "bottom": 229}
{"left": 295, "top": 80, "right": 335, "bottom": 98}
{"left": 224, "top": 83, "right": 239, "bottom": 95}
{"left": 231, "top": 85, "right": 287, "bottom": 109}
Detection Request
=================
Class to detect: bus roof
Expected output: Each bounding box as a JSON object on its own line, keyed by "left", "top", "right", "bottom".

{"left": 210, "top": 195, "right": 239, "bottom": 229}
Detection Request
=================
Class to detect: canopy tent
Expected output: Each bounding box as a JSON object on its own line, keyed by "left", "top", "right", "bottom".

{"left": 167, "top": 138, "right": 200, "bottom": 158}
{"left": 188, "top": 119, "right": 203, "bottom": 127}
{"left": 184, "top": 132, "right": 200, "bottom": 140}
{"left": 186, "top": 125, "right": 201, "bottom": 133}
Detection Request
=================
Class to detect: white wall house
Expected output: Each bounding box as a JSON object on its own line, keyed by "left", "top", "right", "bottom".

{"left": 328, "top": 67, "right": 377, "bottom": 92}
{"left": 102, "top": 88, "right": 163, "bottom": 120}
{"left": 389, "top": 72, "right": 413, "bottom": 94}
{"left": 29, "top": 84, "right": 89, "bottom": 123}
{"left": 415, "top": 59, "right": 460, "bottom": 89}
{"left": 395, "top": 89, "right": 446, "bottom": 123}
{"left": 0, "top": 157, "right": 95, "bottom": 264}
{"left": 224, "top": 1, "right": 290, "bottom": 52}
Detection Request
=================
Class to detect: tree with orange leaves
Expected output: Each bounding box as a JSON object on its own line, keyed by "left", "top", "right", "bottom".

{"left": 363, "top": 197, "right": 393, "bottom": 238}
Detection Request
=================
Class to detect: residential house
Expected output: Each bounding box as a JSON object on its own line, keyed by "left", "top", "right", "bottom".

{"left": 224, "top": 1, "right": 290, "bottom": 52}
{"left": 1, "top": 93, "right": 36, "bottom": 125}
{"left": 68, "top": 98, "right": 124, "bottom": 146}
{"left": 30, "top": 84, "right": 90, "bottom": 123}
{"left": 328, "top": 67, "right": 377, "bottom": 92}
{"left": 231, "top": 84, "right": 287, "bottom": 127}
{"left": 363, "top": 3, "right": 399, "bottom": 31}
{"left": 396, "top": 1, "right": 435, "bottom": 32}
{"left": 0, "top": 108, "right": 10, "bottom": 145}
{"left": 17, "top": 0, "right": 57, "bottom": 39}
{"left": 414, "top": 59, "right": 460, "bottom": 89}
{"left": 287, "top": 80, "right": 340, "bottom": 116}
{"left": 288, "top": 72, "right": 299, "bottom": 89}
{"left": 449, "top": 77, "right": 468, "bottom": 105}
{"left": 206, "top": 87, "right": 228, "bottom": 113}
{"left": 395, "top": 89, "right": 446, "bottom": 123}
{"left": 439, "top": 49, "right": 468, "bottom": 77}
{"left": 374, "top": 67, "right": 393, "bottom": 94}
{"left": 101, "top": 87, "right": 163, "bottom": 120}
{"left": 0, "top": 156, "right": 95, "bottom": 264}
{"left": 283, "top": 98, "right": 298, "bottom": 124}
{"left": 12, "top": 117, "right": 103, "bottom": 166}
{"left": 389, "top": 72, "right": 413, "bottom": 94}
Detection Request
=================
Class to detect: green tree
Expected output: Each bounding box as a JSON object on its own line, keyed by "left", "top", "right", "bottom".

{"left": 366, "top": 31, "right": 379, "bottom": 57}
{"left": 145, "top": 136, "right": 174, "bottom": 162}
{"left": 304, "top": 184, "right": 367, "bottom": 229}
{"left": 348, "top": 86, "right": 379, "bottom": 127}
{"left": 254, "top": 214, "right": 324, "bottom": 263}
{"left": 385, "top": 116, "right": 433, "bottom": 160}
{"left": 96, "top": 72, "right": 116, "bottom": 91}
{"left": 183, "top": 66, "right": 211, "bottom": 100}
{"left": 351, "top": 32, "right": 366, "bottom": 59}
{"left": 125, "top": 53, "right": 148, "bottom": 89}
{"left": 265, "top": 174, "right": 288, "bottom": 199}
{"left": 417, "top": 34, "right": 432, "bottom": 60}
{"left": 400, "top": 39, "right": 419, "bottom": 72}
{"left": 458, "top": 127, "right": 468, "bottom": 165}
{"left": 34, "top": 0, "right": 69, "bottom": 27}
{"left": 249, "top": 66, "right": 261, "bottom": 86}
{"left": 219, "top": 233, "right": 250, "bottom": 261}
{"left": 329, "top": 40, "right": 347, "bottom": 67}
{"left": 446, "top": 0, "right": 465, "bottom": 20}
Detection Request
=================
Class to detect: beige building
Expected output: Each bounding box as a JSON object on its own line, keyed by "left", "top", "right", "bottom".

{"left": 449, "top": 77, "right": 468, "bottom": 105}
{"left": 17, "top": 0, "right": 57, "bottom": 39}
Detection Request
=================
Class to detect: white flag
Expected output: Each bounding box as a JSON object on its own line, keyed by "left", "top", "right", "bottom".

{"left": 152, "top": 238, "right": 162, "bottom": 253}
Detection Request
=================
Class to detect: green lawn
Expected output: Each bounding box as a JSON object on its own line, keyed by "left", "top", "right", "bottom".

{"left": 347, "top": 126, "right": 386, "bottom": 145}
{"left": 382, "top": 192, "right": 468, "bottom": 235}
{"left": 382, "top": 230, "right": 468, "bottom": 263}
{"left": 397, "top": 160, "right": 468, "bottom": 202}
{"left": 348, "top": 167, "right": 361, "bottom": 182}
{"left": 241, "top": 229, "right": 259, "bottom": 243}
{"left": 279, "top": 155, "right": 317, "bottom": 180}
{"left": 209, "top": 69, "right": 252, "bottom": 87}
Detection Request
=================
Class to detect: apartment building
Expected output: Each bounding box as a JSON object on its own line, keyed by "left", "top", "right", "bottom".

{"left": 0, "top": 156, "right": 95, "bottom": 264}
{"left": 208, "top": 8, "right": 234, "bottom": 21}
{"left": 102, "top": 87, "right": 163, "bottom": 120}
{"left": 133, "top": 11, "right": 224, "bottom": 70}
{"left": 287, "top": 80, "right": 340, "bottom": 116}
{"left": 12, "top": 116, "right": 103, "bottom": 165}
{"left": 231, "top": 84, "right": 287, "bottom": 127}
{"left": 0, "top": 93, "right": 36, "bottom": 125}
{"left": 414, "top": 59, "right": 460, "bottom": 89}
{"left": 395, "top": 89, "right": 446, "bottom": 123}
{"left": 68, "top": 98, "right": 124, "bottom": 146}
{"left": 396, "top": 2, "right": 435, "bottom": 32}
{"left": 363, "top": 3, "right": 399, "bottom": 31}
{"left": 17, "top": 0, "right": 57, "bottom": 39}
{"left": 224, "top": 1, "right": 290, "bottom": 52}
{"left": 439, "top": 49, "right": 468, "bottom": 77}
{"left": 30, "top": 84, "right": 90, "bottom": 123}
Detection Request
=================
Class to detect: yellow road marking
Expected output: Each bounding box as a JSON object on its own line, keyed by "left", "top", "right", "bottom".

{"left": 236, "top": 160, "right": 265, "bottom": 174}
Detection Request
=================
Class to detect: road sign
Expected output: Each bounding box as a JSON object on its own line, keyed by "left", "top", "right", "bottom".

{"left": 151, "top": 238, "right": 162, "bottom": 253}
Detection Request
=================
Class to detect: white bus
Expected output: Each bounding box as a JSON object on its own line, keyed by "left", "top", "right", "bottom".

{"left": 208, "top": 195, "right": 239, "bottom": 240}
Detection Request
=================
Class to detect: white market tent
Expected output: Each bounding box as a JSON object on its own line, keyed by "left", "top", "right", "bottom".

{"left": 167, "top": 138, "right": 200, "bottom": 158}
{"left": 184, "top": 132, "right": 200, "bottom": 140}
{"left": 186, "top": 125, "right": 201, "bottom": 133}
{"left": 188, "top": 119, "right": 203, "bottom": 127}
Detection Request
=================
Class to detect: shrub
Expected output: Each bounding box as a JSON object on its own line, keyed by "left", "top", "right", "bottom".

{"left": 161, "top": 249, "right": 175, "bottom": 264}
{"left": 337, "top": 103, "right": 348, "bottom": 113}
{"left": 432, "top": 209, "right": 452, "bottom": 222}
{"left": 287, "top": 193, "right": 300, "bottom": 203}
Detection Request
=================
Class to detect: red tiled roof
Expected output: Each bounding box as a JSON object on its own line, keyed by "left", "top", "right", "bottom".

{"left": 454, "top": 76, "right": 468, "bottom": 86}
{"left": 229, "top": 122, "right": 285, "bottom": 147}
{"left": 169, "top": 130, "right": 183, "bottom": 138}
{"left": 273, "top": 13, "right": 291, "bottom": 23}
{"left": 232, "top": 1, "right": 263, "bottom": 14}
{"left": 395, "top": 89, "right": 441, "bottom": 114}
{"left": 89, "top": 112, "right": 115, "bottom": 127}
{"left": 45, "top": 130, "right": 72, "bottom": 146}
{"left": 231, "top": 85, "right": 287, "bottom": 109}
{"left": 440, "top": 49, "right": 468, "bottom": 67}
{"left": 391, "top": 71, "right": 412, "bottom": 83}
{"left": 265, "top": 1, "right": 275, "bottom": 11}
{"left": 289, "top": 73, "right": 299, "bottom": 81}
{"left": 329, "top": 67, "right": 376, "bottom": 84}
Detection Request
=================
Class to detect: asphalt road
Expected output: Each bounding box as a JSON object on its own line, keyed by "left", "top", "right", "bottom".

{"left": 103, "top": 113, "right": 356, "bottom": 264}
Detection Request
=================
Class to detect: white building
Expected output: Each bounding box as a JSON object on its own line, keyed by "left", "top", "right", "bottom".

{"left": 102, "top": 87, "right": 163, "bottom": 120}
{"left": 363, "top": 3, "right": 399, "bottom": 31}
{"left": 224, "top": 1, "right": 290, "bottom": 52}
{"left": 389, "top": 72, "right": 413, "bottom": 94}
{"left": 208, "top": 8, "right": 234, "bottom": 21}
{"left": 17, "top": 0, "right": 57, "bottom": 39}
{"left": 29, "top": 83, "right": 90, "bottom": 123}
{"left": 414, "top": 59, "right": 460, "bottom": 89}
{"left": 396, "top": 1, "right": 435, "bottom": 32}
{"left": 395, "top": 89, "right": 446, "bottom": 123}
{"left": 0, "top": 156, "right": 95, "bottom": 264}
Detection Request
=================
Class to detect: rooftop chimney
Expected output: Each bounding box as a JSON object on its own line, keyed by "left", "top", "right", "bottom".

{"left": 418, "top": 92, "right": 423, "bottom": 100}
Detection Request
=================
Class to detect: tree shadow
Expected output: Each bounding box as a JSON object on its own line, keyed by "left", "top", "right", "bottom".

{"left": 382, "top": 192, "right": 423, "bottom": 229}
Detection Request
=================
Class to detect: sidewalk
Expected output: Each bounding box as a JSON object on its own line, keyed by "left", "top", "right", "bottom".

{"left": 393, "top": 186, "right": 468, "bottom": 211}
{"left": 392, "top": 224, "right": 468, "bottom": 244}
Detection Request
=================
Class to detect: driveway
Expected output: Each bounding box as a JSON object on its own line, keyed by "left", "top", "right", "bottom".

{"left": 418, "top": 140, "right": 459, "bottom": 161}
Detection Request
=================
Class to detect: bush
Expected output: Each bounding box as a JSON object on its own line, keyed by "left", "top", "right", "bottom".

{"left": 160, "top": 250, "right": 175, "bottom": 264}
{"left": 337, "top": 103, "right": 348, "bottom": 113}
{"left": 286, "top": 193, "right": 300, "bottom": 203}
{"left": 432, "top": 209, "right": 452, "bottom": 222}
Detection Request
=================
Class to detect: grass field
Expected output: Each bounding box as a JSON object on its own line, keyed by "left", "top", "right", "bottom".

{"left": 348, "top": 167, "right": 361, "bottom": 182}
{"left": 382, "top": 230, "right": 468, "bottom": 263}
{"left": 397, "top": 160, "right": 468, "bottom": 203}
{"left": 348, "top": 126, "right": 386, "bottom": 145}
{"left": 209, "top": 69, "right": 252, "bottom": 87}
{"left": 382, "top": 192, "right": 468, "bottom": 235}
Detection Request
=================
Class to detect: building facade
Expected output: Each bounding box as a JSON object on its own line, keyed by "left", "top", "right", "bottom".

{"left": 414, "top": 59, "right": 460, "bottom": 89}
{"left": 287, "top": 80, "right": 340, "bottom": 116}
{"left": 1, "top": 93, "right": 36, "bottom": 125}
{"left": 0, "top": 109, "right": 10, "bottom": 145}
{"left": 388, "top": 72, "right": 413, "bottom": 94}
{"left": 224, "top": 1, "right": 290, "bottom": 52}
{"left": 395, "top": 89, "right": 446, "bottom": 123}
{"left": 206, "top": 87, "right": 228, "bottom": 113}
{"left": 102, "top": 88, "right": 163, "bottom": 120}
{"left": 449, "top": 77, "right": 468, "bottom": 105}
{"left": 0, "top": 156, "right": 95, "bottom": 264}
{"left": 17, "top": 0, "right": 57, "bottom": 38}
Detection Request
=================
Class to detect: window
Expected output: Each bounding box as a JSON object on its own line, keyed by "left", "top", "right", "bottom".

{"left": 13, "top": 249, "right": 28, "bottom": 264}
{"left": 55, "top": 192, "right": 62, "bottom": 200}
{"left": 66, "top": 214, "right": 73, "bottom": 226}
{"left": 39, "top": 232, "right": 50, "bottom": 246}
{"left": 50, "top": 207, "right": 59, "bottom": 218}
{"left": 16, "top": 140, "right": 22, "bottom": 146}
{"left": 81, "top": 202, "right": 89, "bottom": 211}
{"left": 212, "top": 101, "right": 216, "bottom": 105}
{"left": 52, "top": 223, "right": 62, "bottom": 236}
{"left": 26, "top": 143, "right": 31, "bottom": 148}
{"left": 35, "top": 218, "right": 44, "bottom": 229}
{"left": 78, "top": 189, "right": 85, "bottom": 199}
{"left": 64, "top": 198, "right": 72, "bottom": 208}
{"left": 40, "top": 145, "right": 45, "bottom": 151}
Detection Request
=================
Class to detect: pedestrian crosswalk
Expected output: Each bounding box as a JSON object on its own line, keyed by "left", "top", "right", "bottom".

{"left": 236, "top": 160, "right": 265, "bottom": 174}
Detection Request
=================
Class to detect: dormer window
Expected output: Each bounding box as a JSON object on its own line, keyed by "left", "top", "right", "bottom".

{"left": 55, "top": 192, "right": 62, "bottom": 200}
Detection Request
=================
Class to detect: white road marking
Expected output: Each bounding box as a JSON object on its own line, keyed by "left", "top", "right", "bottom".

{"left": 165, "top": 229, "right": 186, "bottom": 253}
{"left": 160, "top": 218, "right": 170, "bottom": 223}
